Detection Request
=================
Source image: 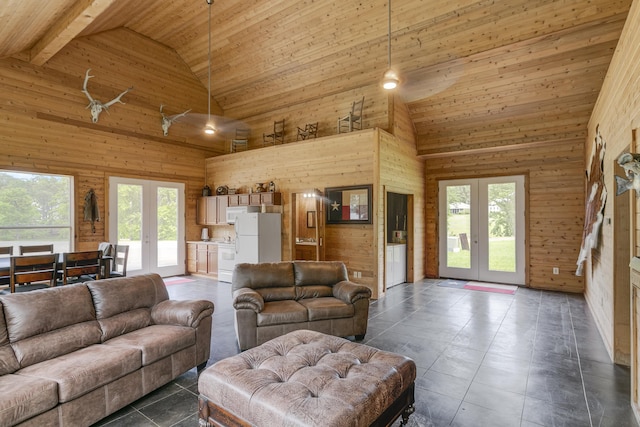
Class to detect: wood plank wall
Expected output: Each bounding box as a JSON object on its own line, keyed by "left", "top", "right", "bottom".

{"left": 205, "top": 129, "right": 424, "bottom": 299}
{"left": 0, "top": 29, "right": 219, "bottom": 249}
{"left": 378, "top": 125, "right": 425, "bottom": 289}
{"left": 424, "top": 139, "right": 586, "bottom": 293}
{"left": 584, "top": 0, "right": 640, "bottom": 364}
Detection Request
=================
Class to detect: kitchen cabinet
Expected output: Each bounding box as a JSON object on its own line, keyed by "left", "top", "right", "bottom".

{"left": 295, "top": 243, "right": 317, "bottom": 261}
{"left": 385, "top": 243, "right": 406, "bottom": 287}
{"left": 187, "top": 242, "right": 218, "bottom": 278}
{"left": 197, "top": 196, "right": 228, "bottom": 225}
{"left": 249, "top": 192, "right": 282, "bottom": 206}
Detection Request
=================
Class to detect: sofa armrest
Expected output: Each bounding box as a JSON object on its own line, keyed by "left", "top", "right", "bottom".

{"left": 333, "top": 281, "right": 372, "bottom": 304}
{"left": 233, "top": 288, "right": 265, "bottom": 312}
{"left": 151, "top": 299, "right": 214, "bottom": 328}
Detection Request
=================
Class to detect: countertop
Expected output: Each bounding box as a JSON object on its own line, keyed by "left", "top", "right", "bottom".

{"left": 187, "top": 240, "right": 234, "bottom": 245}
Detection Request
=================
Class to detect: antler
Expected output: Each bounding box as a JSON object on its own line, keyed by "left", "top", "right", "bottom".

{"left": 103, "top": 86, "right": 133, "bottom": 109}
{"left": 81, "top": 68, "right": 133, "bottom": 123}
{"left": 160, "top": 104, "right": 191, "bottom": 136}
{"left": 82, "top": 69, "right": 96, "bottom": 105}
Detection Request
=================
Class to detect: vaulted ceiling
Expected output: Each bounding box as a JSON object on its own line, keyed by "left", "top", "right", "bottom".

{"left": 0, "top": 0, "right": 632, "bottom": 156}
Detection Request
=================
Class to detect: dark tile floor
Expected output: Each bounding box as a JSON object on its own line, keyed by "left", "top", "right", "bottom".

{"left": 94, "top": 277, "right": 639, "bottom": 427}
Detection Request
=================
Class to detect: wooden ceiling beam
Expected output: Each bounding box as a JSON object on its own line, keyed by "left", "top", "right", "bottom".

{"left": 29, "top": 0, "right": 116, "bottom": 66}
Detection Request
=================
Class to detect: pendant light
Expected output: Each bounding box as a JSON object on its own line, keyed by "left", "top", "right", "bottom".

{"left": 204, "top": 0, "right": 216, "bottom": 135}
{"left": 382, "top": 0, "right": 399, "bottom": 90}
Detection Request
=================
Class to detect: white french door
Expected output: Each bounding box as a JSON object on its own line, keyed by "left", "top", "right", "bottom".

{"left": 439, "top": 175, "right": 525, "bottom": 285}
{"left": 109, "top": 177, "right": 185, "bottom": 277}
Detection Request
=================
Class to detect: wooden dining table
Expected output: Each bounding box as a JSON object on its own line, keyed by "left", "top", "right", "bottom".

{"left": 0, "top": 254, "right": 112, "bottom": 287}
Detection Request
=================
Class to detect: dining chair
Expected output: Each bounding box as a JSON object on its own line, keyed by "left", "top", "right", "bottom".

{"left": 19, "top": 244, "right": 54, "bottom": 255}
{"left": 109, "top": 244, "right": 129, "bottom": 278}
{"left": 231, "top": 128, "right": 250, "bottom": 152}
{"left": 10, "top": 253, "right": 58, "bottom": 293}
{"left": 61, "top": 250, "right": 102, "bottom": 285}
{"left": 337, "top": 97, "right": 364, "bottom": 133}
{"left": 0, "top": 246, "right": 11, "bottom": 289}
{"left": 263, "top": 119, "right": 285, "bottom": 146}
{"left": 296, "top": 122, "right": 318, "bottom": 141}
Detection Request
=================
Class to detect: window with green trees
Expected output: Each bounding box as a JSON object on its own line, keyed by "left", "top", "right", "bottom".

{"left": 0, "top": 171, "right": 73, "bottom": 253}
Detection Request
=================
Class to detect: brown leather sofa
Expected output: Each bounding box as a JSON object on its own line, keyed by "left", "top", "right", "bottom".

{"left": 0, "top": 273, "right": 214, "bottom": 427}
{"left": 232, "top": 261, "right": 371, "bottom": 350}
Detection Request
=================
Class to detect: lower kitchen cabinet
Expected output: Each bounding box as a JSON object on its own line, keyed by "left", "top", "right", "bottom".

{"left": 187, "top": 242, "right": 218, "bottom": 278}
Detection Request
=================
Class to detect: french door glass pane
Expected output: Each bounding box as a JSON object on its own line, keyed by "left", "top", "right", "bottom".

{"left": 117, "top": 183, "right": 142, "bottom": 271}
{"left": 157, "top": 187, "right": 178, "bottom": 268}
{"left": 487, "top": 182, "right": 516, "bottom": 272}
{"left": 446, "top": 185, "right": 471, "bottom": 269}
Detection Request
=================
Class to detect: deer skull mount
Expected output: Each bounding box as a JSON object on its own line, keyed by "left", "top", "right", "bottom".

{"left": 82, "top": 69, "right": 133, "bottom": 123}
{"left": 160, "top": 105, "right": 191, "bottom": 136}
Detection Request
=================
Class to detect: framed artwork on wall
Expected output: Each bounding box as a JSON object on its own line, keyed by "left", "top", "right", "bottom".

{"left": 325, "top": 184, "right": 372, "bottom": 224}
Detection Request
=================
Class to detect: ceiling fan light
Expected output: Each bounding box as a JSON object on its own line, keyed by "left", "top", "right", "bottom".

{"left": 204, "top": 124, "right": 216, "bottom": 135}
{"left": 382, "top": 69, "right": 399, "bottom": 90}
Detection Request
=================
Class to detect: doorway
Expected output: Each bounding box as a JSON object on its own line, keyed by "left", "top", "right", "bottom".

{"left": 291, "top": 190, "right": 323, "bottom": 261}
{"left": 386, "top": 192, "right": 408, "bottom": 288}
{"left": 439, "top": 175, "right": 525, "bottom": 285}
{"left": 108, "top": 177, "right": 185, "bottom": 277}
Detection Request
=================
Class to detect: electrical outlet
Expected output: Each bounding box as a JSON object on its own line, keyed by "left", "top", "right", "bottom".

{"left": 553, "top": 267, "right": 559, "bottom": 275}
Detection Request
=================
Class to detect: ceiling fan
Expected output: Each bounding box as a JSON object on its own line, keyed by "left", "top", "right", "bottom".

{"left": 162, "top": 0, "right": 249, "bottom": 140}
{"left": 381, "top": 0, "right": 467, "bottom": 103}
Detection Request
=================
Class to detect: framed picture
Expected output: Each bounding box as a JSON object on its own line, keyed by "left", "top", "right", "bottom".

{"left": 325, "top": 184, "right": 372, "bottom": 224}
{"left": 307, "top": 211, "right": 316, "bottom": 228}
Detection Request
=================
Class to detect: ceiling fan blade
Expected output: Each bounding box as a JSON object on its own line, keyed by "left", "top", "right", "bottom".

{"left": 172, "top": 113, "right": 251, "bottom": 139}
{"left": 398, "top": 56, "right": 468, "bottom": 103}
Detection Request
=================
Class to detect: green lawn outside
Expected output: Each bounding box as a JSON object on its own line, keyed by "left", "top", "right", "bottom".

{"left": 447, "top": 238, "right": 515, "bottom": 272}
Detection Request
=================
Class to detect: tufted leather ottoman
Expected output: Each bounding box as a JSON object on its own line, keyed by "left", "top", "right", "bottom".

{"left": 198, "top": 329, "right": 416, "bottom": 427}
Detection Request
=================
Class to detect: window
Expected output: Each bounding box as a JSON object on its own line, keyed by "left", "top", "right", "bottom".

{"left": 0, "top": 171, "right": 74, "bottom": 253}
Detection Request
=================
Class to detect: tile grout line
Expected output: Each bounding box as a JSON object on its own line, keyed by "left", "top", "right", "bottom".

{"left": 519, "top": 288, "right": 542, "bottom": 426}
{"left": 567, "top": 294, "right": 594, "bottom": 427}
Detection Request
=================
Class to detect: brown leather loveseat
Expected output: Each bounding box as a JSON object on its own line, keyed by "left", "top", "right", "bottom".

{"left": 232, "top": 261, "right": 371, "bottom": 350}
{"left": 0, "top": 273, "right": 214, "bottom": 427}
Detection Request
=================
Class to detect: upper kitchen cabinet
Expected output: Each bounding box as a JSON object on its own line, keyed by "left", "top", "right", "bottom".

{"left": 197, "top": 196, "right": 228, "bottom": 225}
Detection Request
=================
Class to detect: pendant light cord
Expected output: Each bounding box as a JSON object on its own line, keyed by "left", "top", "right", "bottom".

{"left": 387, "top": 0, "right": 391, "bottom": 69}
{"left": 207, "top": 0, "right": 212, "bottom": 123}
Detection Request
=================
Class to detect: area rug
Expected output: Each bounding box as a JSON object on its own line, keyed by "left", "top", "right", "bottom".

{"left": 438, "top": 280, "right": 517, "bottom": 295}
{"left": 463, "top": 281, "right": 518, "bottom": 295}
{"left": 164, "top": 277, "right": 196, "bottom": 285}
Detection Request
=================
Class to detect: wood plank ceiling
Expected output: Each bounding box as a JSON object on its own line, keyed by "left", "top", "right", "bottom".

{"left": 0, "top": 0, "right": 632, "bottom": 157}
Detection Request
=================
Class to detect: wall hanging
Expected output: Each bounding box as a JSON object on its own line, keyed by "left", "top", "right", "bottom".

{"left": 576, "top": 126, "right": 607, "bottom": 276}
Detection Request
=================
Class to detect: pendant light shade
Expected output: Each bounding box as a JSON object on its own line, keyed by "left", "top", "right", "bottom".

{"left": 382, "top": 0, "right": 398, "bottom": 90}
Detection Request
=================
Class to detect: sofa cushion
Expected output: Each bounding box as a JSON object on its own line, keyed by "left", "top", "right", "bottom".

{"left": 11, "top": 321, "right": 102, "bottom": 368}
{"left": 0, "top": 303, "right": 19, "bottom": 375}
{"left": 298, "top": 297, "right": 354, "bottom": 321}
{"left": 97, "top": 308, "right": 151, "bottom": 342}
{"left": 0, "top": 285, "right": 102, "bottom": 368}
{"left": 0, "top": 374, "right": 58, "bottom": 426}
{"left": 233, "top": 263, "right": 296, "bottom": 301}
{"left": 257, "top": 301, "right": 308, "bottom": 326}
{"left": 0, "top": 284, "right": 96, "bottom": 343}
{"left": 87, "top": 273, "right": 169, "bottom": 320}
{"left": 293, "top": 261, "right": 348, "bottom": 287}
{"left": 17, "top": 344, "right": 141, "bottom": 403}
{"left": 296, "top": 285, "right": 333, "bottom": 300}
{"left": 104, "top": 324, "right": 195, "bottom": 365}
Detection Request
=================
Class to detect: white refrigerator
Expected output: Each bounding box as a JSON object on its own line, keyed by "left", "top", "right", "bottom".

{"left": 233, "top": 213, "right": 282, "bottom": 264}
